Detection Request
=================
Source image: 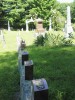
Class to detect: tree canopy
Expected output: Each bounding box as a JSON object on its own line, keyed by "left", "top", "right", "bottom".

{"left": 0, "top": 0, "right": 75, "bottom": 30}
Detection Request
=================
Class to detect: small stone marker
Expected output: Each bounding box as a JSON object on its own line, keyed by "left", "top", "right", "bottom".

{"left": 22, "top": 51, "right": 29, "bottom": 65}
{"left": 20, "top": 40, "right": 26, "bottom": 50}
{"left": 32, "top": 78, "right": 48, "bottom": 100}
{"left": 24, "top": 60, "right": 33, "bottom": 80}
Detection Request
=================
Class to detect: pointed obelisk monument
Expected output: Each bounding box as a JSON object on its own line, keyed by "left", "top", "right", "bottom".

{"left": 64, "top": 6, "right": 73, "bottom": 38}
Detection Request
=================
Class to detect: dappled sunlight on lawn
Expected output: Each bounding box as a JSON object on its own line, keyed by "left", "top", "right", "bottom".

{"left": 0, "top": 51, "right": 19, "bottom": 100}
{"left": 0, "top": 31, "right": 35, "bottom": 52}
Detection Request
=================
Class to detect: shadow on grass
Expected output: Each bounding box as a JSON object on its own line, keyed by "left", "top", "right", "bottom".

{"left": 0, "top": 51, "right": 20, "bottom": 100}
{"left": 1, "top": 45, "right": 75, "bottom": 100}
{"left": 26, "top": 45, "right": 75, "bottom": 100}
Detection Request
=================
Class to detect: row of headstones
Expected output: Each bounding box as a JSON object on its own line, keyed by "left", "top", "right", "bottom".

{"left": 18, "top": 44, "right": 48, "bottom": 100}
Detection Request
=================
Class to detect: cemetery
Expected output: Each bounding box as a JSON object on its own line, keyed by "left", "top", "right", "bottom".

{"left": 0, "top": 0, "right": 75, "bottom": 100}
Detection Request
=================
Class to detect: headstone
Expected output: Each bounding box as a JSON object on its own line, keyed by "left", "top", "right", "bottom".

{"left": 21, "top": 28, "right": 23, "bottom": 31}
{"left": 26, "top": 20, "right": 29, "bottom": 32}
{"left": 49, "top": 18, "right": 52, "bottom": 31}
{"left": 35, "top": 18, "right": 45, "bottom": 33}
{"left": 0, "top": 30, "right": 6, "bottom": 47}
{"left": 20, "top": 39, "right": 26, "bottom": 50}
{"left": 24, "top": 60, "right": 33, "bottom": 80}
{"left": 8, "top": 21, "right": 11, "bottom": 31}
{"left": 64, "top": 6, "right": 73, "bottom": 38}
{"left": 22, "top": 51, "right": 29, "bottom": 65}
{"left": 32, "top": 78, "right": 48, "bottom": 100}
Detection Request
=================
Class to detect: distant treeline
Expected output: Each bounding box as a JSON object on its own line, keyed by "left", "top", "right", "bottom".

{"left": 0, "top": 0, "right": 75, "bottom": 30}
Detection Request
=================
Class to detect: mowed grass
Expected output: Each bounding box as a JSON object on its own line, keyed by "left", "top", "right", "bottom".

{"left": 0, "top": 30, "right": 75, "bottom": 100}
{"left": 0, "top": 30, "right": 35, "bottom": 52}
{"left": 27, "top": 46, "right": 75, "bottom": 100}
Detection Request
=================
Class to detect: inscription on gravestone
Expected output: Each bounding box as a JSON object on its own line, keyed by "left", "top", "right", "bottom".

{"left": 32, "top": 78, "right": 48, "bottom": 100}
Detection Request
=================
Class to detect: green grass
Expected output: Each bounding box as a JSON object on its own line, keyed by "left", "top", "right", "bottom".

{"left": 0, "top": 30, "right": 75, "bottom": 100}
{"left": 0, "top": 30, "right": 35, "bottom": 52}
{"left": 27, "top": 46, "right": 75, "bottom": 100}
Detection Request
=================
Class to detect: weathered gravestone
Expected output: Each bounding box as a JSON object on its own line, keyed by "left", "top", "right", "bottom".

{"left": 32, "top": 78, "right": 48, "bottom": 100}
{"left": 35, "top": 18, "right": 45, "bottom": 34}
{"left": 24, "top": 60, "right": 33, "bottom": 80}
{"left": 0, "top": 30, "right": 6, "bottom": 47}
{"left": 64, "top": 6, "right": 73, "bottom": 38}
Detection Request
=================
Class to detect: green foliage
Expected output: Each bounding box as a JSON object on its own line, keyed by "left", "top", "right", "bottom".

{"left": 0, "top": 31, "right": 75, "bottom": 100}
{"left": 62, "top": 38, "right": 73, "bottom": 46}
{"left": 51, "top": 10, "right": 65, "bottom": 30}
{"left": 27, "top": 46, "right": 75, "bottom": 100}
{"left": 34, "top": 32, "right": 73, "bottom": 47}
{"left": 71, "top": 1, "right": 75, "bottom": 23}
{"left": 0, "top": 0, "right": 58, "bottom": 29}
{"left": 0, "top": 52, "right": 19, "bottom": 100}
{"left": 44, "top": 32, "right": 73, "bottom": 47}
{"left": 72, "top": 23, "right": 75, "bottom": 31}
{"left": 34, "top": 35, "right": 45, "bottom": 46}
{"left": 44, "top": 32, "right": 63, "bottom": 46}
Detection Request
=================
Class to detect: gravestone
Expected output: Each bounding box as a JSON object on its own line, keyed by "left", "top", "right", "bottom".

{"left": 22, "top": 51, "right": 29, "bottom": 65}
{"left": 35, "top": 18, "right": 45, "bottom": 33}
{"left": 32, "top": 78, "right": 48, "bottom": 100}
{"left": 49, "top": 18, "right": 52, "bottom": 31}
{"left": 24, "top": 60, "right": 33, "bottom": 80}
{"left": 0, "top": 30, "right": 6, "bottom": 47}
{"left": 64, "top": 6, "right": 73, "bottom": 38}
{"left": 8, "top": 21, "right": 11, "bottom": 31}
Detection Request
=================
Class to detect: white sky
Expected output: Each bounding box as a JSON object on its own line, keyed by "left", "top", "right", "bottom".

{"left": 57, "top": 0, "right": 74, "bottom": 3}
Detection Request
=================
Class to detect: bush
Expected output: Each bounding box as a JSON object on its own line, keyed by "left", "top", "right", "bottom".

{"left": 34, "top": 32, "right": 73, "bottom": 47}
{"left": 44, "top": 32, "right": 64, "bottom": 47}
{"left": 62, "top": 38, "right": 73, "bottom": 46}
{"left": 34, "top": 35, "right": 45, "bottom": 46}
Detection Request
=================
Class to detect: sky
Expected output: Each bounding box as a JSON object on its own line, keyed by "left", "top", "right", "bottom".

{"left": 57, "top": 0, "right": 74, "bottom": 3}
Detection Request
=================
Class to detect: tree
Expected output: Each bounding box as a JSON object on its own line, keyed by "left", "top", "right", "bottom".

{"left": 51, "top": 9, "right": 65, "bottom": 30}
{"left": 0, "top": 0, "right": 62, "bottom": 30}
{"left": 71, "top": 1, "right": 75, "bottom": 23}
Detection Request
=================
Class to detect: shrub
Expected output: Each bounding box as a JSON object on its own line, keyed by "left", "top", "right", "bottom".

{"left": 62, "top": 38, "right": 73, "bottom": 46}
{"left": 44, "top": 32, "right": 64, "bottom": 47}
{"left": 34, "top": 32, "right": 73, "bottom": 47}
{"left": 34, "top": 35, "right": 45, "bottom": 46}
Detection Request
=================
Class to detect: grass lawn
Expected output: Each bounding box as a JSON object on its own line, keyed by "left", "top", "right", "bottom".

{"left": 0, "top": 30, "right": 75, "bottom": 100}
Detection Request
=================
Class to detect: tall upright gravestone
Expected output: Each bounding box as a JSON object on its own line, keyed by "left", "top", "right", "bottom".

{"left": 64, "top": 6, "right": 73, "bottom": 38}
{"left": 35, "top": 18, "right": 45, "bottom": 33}
{"left": 49, "top": 18, "right": 52, "bottom": 31}
{"left": 8, "top": 21, "right": 11, "bottom": 31}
